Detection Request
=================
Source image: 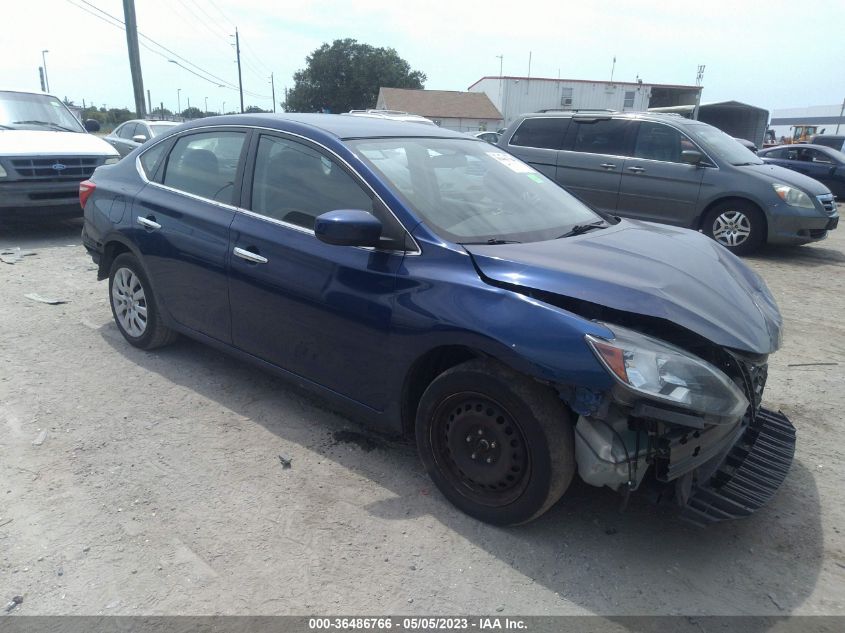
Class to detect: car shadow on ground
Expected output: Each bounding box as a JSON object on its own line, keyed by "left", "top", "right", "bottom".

{"left": 102, "top": 330, "right": 824, "bottom": 619}
{"left": 0, "top": 216, "right": 84, "bottom": 250}
{"left": 748, "top": 242, "right": 845, "bottom": 267}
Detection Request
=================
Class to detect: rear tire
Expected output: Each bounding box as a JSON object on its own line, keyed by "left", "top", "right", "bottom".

{"left": 703, "top": 200, "right": 765, "bottom": 255}
{"left": 415, "top": 359, "right": 575, "bottom": 525}
{"left": 108, "top": 253, "right": 177, "bottom": 350}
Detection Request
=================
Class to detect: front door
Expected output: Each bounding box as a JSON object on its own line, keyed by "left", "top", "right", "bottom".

{"left": 227, "top": 132, "right": 407, "bottom": 411}
{"left": 617, "top": 121, "right": 705, "bottom": 226}
{"left": 131, "top": 128, "right": 248, "bottom": 342}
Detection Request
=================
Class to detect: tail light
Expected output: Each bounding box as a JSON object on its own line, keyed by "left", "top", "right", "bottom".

{"left": 79, "top": 180, "right": 96, "bottom": 209}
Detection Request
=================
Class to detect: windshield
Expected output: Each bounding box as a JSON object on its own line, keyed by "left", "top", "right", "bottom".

{"left": 0, "top": 91, "right": 85, "bottom": 132}
{"left": 349, "top": 138, "right": 599, "bottom": 243}
{"left": 686, "top": 122, "right": 763, "bottom": 166}
{"left": 150, "top": 124, "right": 176, "bottom": 137}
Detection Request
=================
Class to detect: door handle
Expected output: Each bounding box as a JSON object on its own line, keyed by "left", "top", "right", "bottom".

{"left": 600, "top": 163, "right": 617, "bottom": 170}
{"left": 627, "top": 166, "right": 646, "bottom": 173}
{"left": 233, "top": 246, "right": 268, "bottom": 264}
{"left": 136, "top": 216, "right": 161, "bottom": 230}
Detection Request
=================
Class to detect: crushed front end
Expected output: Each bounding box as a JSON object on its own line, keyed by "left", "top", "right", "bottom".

{"left": 562, "top": 323, "right": 795, "bottom": 526}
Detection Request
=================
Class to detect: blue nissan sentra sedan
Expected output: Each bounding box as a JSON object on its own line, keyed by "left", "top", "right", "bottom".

{"left": 80, "top": 113, "right": 794, "bottom": 526}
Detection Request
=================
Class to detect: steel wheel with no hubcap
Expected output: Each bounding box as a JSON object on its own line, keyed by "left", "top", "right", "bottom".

{"left": 712, "top": 211, "right": 752, "bottom": 247}
{"left": 111, "top": 267, "right": 148, "bottom": 337}
{"left": 431, "top": 393, "right": 531, "bottom": 507}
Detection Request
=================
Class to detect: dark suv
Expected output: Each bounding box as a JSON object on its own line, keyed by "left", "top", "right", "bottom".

{"left": 499, "top": 112, "right": 838, "bottom": 254}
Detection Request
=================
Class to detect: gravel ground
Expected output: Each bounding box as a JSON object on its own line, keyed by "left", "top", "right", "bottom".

{"left": 1, "top": 213, "right": 844, "bottom": 616}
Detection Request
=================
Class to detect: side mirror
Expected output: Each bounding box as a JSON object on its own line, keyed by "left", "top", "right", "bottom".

{"left": 132, "top": 134, "right": 148, "bottom": 143}
{"left": 680, "top": 149, "right": 704, "bottom": 166}
{"left": 84, "top": 119, "right": 101, "bottom": 132}
{"left": 315, "top": 209, "right": 382, "bottom": 247}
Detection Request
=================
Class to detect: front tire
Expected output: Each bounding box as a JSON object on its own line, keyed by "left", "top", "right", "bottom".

{"left": 108, "top": 253, "right": 177, "bottom": 350}
{"left": 703, "top": 201, "right": 765, "bottom": 255}
{"left": 415, "top": 359, "right": 575, "bottom": 525}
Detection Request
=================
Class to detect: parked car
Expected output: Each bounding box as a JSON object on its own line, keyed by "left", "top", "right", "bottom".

{"left": 810, "top": 135, "right": 845, "bottom": 153}
{"left": 473, "top": 131, "right": 500, "bottom": 144}
{"left": 345, "top": 109, "right": 437, "bottom": 126}
{"left": 104, "top": 120, "right": 180, "bottom": 157}
{"left": 0, "top": 89, "right": 119, "bottom": 217}
{"left": 499, "top": 112, "right": 839, "bottom": 254}
{"left": 81, "top": 113, "right": 794, "bottom": 526}
{"left": 758, "top": 144, "right": 845, "bottom": 199}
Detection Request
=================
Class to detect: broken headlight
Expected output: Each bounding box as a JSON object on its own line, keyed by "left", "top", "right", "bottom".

{"left": 586, "top": 325, "right": 749, "bottom": 419}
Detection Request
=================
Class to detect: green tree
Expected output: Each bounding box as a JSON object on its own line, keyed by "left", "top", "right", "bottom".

{"left": 285, "top": 39, "right": 425, "bottom": 113}
{"left": 150, "top": 106, "right": 173, "bottom": 119}
{"left": 245, "top": 105, "right": 268, "bottom": 113}
{"left": 181, "top": 106, "right": 204, "bottom": 120}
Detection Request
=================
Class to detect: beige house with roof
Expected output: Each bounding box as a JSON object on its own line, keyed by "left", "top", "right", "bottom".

{"left": 375, "top": 88, "right": 503, "bottom": 133}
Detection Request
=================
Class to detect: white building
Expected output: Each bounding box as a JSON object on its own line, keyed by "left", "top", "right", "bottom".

{"left": 769, "top": 103, "right": 845, "bottom": 140}
{"left": 468, "top": 76, "right": 702, "bottom": 127}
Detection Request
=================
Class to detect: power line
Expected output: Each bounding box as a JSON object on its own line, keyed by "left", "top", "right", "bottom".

{"left": 66, "top": 0, "right": 271, "bottom": 99}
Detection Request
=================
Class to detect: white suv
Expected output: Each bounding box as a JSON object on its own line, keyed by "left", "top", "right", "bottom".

{"left": 0, "top": 89, "right": 119, "bottom": 217}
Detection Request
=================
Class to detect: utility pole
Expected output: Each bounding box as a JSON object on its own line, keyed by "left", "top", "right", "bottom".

{"left": 38, "top": 67, "right": 46, "bottom": 92}
{"left": 234, "top": 27, "right": 244, "bottom": 113}
{"left": 122, "top": 0, "right": 146, "bottom": 118}
{"left": 495, "top": 55, "right": 503, "bottom": 111}
{"left": 610, "top": 55, "right": 616, "bottom": 83}
{"left": 41, "top": 50, "right": 50, "bottom": 92}
{"left": 692, "top": 64, "right": 705, "bottom": 121}
{"left": 836, "top": 97, "right": 845, "bottom": 134}
{"left": 177, "top": 88, "right": 181, "bottom": 117}
{"left": 204, "top": 96, "right": 208, "bottom": 116}
{"left": 146, "top": 89, "right": 152, "bottom": 117}
{"left": 270, "top": 73, "right": 276, "bottom": 113}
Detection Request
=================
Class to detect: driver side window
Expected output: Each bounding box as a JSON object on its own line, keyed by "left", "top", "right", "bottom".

{"left": 250, "top": 135, "right": 372, "bottom": 230}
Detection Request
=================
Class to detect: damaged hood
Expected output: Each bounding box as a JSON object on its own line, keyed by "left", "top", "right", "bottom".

{"left": 464, "top": 221, "right": 782, "bottom": 355}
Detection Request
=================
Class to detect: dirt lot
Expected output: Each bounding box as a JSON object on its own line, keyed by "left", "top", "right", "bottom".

{"left": 1, "top": 213, "right": 844, "bottom": 616}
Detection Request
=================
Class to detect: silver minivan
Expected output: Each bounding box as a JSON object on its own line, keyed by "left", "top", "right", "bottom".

{"left": 499, "top": 111, "right": 839, "bottom": 254}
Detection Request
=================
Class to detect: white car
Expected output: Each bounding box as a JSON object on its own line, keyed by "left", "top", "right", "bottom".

{"left": 345, "top": 109, "right": 437, "bottom": 126}
{"left": 0, "top": 89, "right": 119, "bottom": 217}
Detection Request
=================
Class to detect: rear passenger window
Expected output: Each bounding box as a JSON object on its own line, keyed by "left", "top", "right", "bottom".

{"left": 509, "top": 118, "right": 569, "bottom": 150}
{"left": 118, "top": 123, "right": 137, "bottom": 139}
{"left": 139, "top": 142, "right": 168, "bottom": 181}
{"left": 250, "top": 135, "right": 373, "bottom": 230}
{"left": 163, "top": 131, "right": 246, "bottom": 204}
{"left": 571, "top": 119, "right": 632, "bottom": 156}
{"left": 633, "top": 121, "right": 686, "bottom": 163}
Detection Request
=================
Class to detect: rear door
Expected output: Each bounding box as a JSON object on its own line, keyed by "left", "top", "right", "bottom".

{"left": 131, "top": 128, "right": 249, "bottom": 342}
{"left": 617, "top": 121, "right": 705, "bottom": 226}
{"left": 227, "top": 132, "right": 409, "bottom": 410}
{"left": 114, "top": 122, "right": 138, "bottom": 157}
{"left": 504, "top": 117, "right": 568, "bottom": 179}
{"left": 555, "top": 117, "right": 635, "bottom": 214}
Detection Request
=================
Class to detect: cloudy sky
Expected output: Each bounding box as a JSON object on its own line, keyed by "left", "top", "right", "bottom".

{"left": 4, "top": 0, "right": 844, "bottom": 114}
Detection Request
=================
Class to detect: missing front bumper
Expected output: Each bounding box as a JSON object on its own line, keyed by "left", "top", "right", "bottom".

{"left": 679, "top": 408, "right": 795, "bottom": 526}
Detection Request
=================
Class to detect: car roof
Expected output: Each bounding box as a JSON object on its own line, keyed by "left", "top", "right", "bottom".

{"left": 515, "top": 110, "right": 703, "bottom": 127}
{"left": 179, "top": 113, "right": 465, "bottom": 140}
{"left": 762, "top": 144, "right": 818, "bottom": 150}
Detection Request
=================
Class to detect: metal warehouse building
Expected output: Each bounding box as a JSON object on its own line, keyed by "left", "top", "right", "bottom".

{"left": 768, "top": 103, "right": 845, "bottom": 140}
{"left": 467, "top": 76, "right": 702, "bottom": 127}
{"left": 649, "top": 101, "right": 770, "bottom": 147}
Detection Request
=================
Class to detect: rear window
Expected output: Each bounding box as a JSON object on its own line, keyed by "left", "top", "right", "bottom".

{"left": 163, "top": 131, "right": 246, "bottom": 204}
{"left": 139, "top": 142, "right": 168, "bottom": 180}
{"left": 509, "top": 118, "right": 569, "bottom": 150}
{"left": 570, "top": 118, "right": 632, "bottom": 156}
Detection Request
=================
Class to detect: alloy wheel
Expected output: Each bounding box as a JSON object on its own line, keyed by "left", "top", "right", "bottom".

{"left": 712, "top": 211, "right": 752, "bottom": 247}
{"left": 111, "top": 267, "right": 148, "bottom": 337}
